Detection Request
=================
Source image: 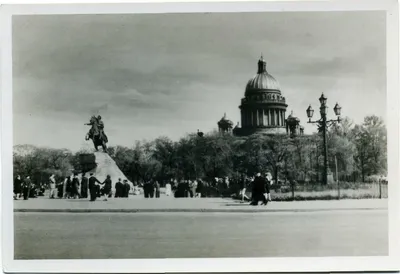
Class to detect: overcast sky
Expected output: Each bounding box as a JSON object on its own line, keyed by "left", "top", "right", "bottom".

{"left": 12, "top": 11, "right": 386, "bottom": 151}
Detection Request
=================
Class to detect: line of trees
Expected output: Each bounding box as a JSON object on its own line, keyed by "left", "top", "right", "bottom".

{"left": 13, "top": 115, "right": 387, "bottom": 186}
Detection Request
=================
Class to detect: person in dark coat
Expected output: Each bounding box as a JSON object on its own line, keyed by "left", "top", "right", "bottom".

{"left": 38, "top": 183, "right": 46, "bottom": 196}
{"left": 184, "top": 180, "right": 190, "bottom": 198}
{"left": 14, "top": 175, "right": 22, "bottom": 200}
{"left": 96, "top": 184, "right": 101, "bottom": 198}
{"left": 123, "top": 180, "right": 130, "bottom": 198}
{"left": 65, "top": 176, "right": 72, "bottom": 199}
{"left": 29, "top": 185, "right": 38, "bottom": 198}
{"left": 174, "top": 180, "right": 185, "bottom": 198}
{"left": 80, "top": 173, "right": 88, "bottom": 199}
{"left": 57, "top": 178, "right": 64, "bottom": 199}
{"left": 115, "top": 178, "right": 123, "bottom": 198}
{"left": 22, "top": 176, "right": 32, "bottom": 200}
{"left": 149, "top": 180, "right": 155, "bottom": 198}
{"left": 196, "top": 179, "right": 204, "bottom": 198}
{"left": 99, "top": 175, "right": 112, "bottom": 201}
{"left": 88, "top": 173, "right": 102, "bottom": 201}
{"left": 250, "top": 173, "right": 268, "bottom": 206}
{"left": 143, "top": 181, "right": 153, "bottom": 198}
{"left": 143, "top": 181, "right": 149, "bottom": 198}
{"left": 155, "top": 181, "right": 161, "bottom": 198}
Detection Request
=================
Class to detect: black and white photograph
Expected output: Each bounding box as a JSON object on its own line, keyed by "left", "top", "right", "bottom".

{"left": 1, "top": 1, "right": 399, "bottom": 273}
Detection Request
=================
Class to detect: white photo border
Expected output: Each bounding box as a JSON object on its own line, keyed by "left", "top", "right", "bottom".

{"left": 1, "top": 0, "right": 399, "bottom": 273}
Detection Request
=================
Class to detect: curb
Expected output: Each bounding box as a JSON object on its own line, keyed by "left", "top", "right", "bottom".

{"left": 14, "top": 207, "right": 387, "bottom": 213}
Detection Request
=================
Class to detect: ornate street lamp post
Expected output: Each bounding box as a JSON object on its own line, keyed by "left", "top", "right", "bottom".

{"left": 306, "top": 93, "right": 342, "bottom": 185}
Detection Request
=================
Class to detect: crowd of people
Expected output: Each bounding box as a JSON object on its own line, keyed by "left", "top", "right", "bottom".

{"left": 14, "top": 173, "right": 131, "bottom": 202}
{"left": 13, "top": 171, "right": 273, "bottom": 205}
{"left": 13, "top": 175, "right": 34, "bottom": 200}
{"left": 169, "top": 172, "right": 272, "bottom": 205}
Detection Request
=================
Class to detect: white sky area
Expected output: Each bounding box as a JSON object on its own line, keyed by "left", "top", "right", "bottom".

{"left": 12, "top": 12, "right": 386, "bottom": 151}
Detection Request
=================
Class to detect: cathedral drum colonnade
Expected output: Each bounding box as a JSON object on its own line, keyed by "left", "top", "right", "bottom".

{"left": 233, "top": 56, "right": 288, "bottom": 136}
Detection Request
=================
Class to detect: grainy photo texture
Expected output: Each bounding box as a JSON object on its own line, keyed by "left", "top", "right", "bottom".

{"left": 11, "top": 10, "right": 389, "bottom": 261}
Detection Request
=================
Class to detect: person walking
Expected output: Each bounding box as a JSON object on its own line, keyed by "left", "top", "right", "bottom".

{"left": 80, "top": 173, "right": 88, "bottom": 199}
{"left": 62, "top": 176, "right": 67, "bottom": 198}
{"left": 101, "top": 175, "right": 112, "bottom": 201}
{"left": 115, "top": 178, "right": 123, "bottom": 198}
{"left": 22, "top": 176, "right": 32, "bottom": 200}
{"left": 88, "top": 173, "right": 102, "bottom": 202}
{"left": 184, "top": 179, "right": 190, "bottom": 198}
{"left": 14, "top": 175, "right": 22, "bottom": 200}
{"left": 264, "top": 173, "right": 272, "bottom": 202}
{"left": 155, "top": 181, "right": 161, "bottom": 198}
{"left": 250, "top": 173, "right": 268, "bottom": 206}
{"left": 239, "top": 174, "right": 250, "bottom": 203}
{"left": 143, "top": 181, "right": 149, "bottom": 198}
{"left": 57, "top": 178, "right": 64, "bottom": 198}
{"left": 49, "top": 174, "right": 56, "bottom": 199}
{"left": 72, "top": 173, "right": 80, "bottom": 199}
{"left": 123, "top": 180, "right": 131, "bottom": 197}
{"left": 149, "top": 180, "right": 155, "bottom": 198}
{"left": 165, "top": 180, "right": 172, "bottom": 196}
{"left": 196, "top": 179, "right": 203, "bottom": 198}
{"left": 133, "top": 182, "right": 140, "bottom": 195}
{"left": 190, "top": 180, "right": 197, "bottom": 198}
{"left": 65, "top": 176, "right": 73, "bottom": 199}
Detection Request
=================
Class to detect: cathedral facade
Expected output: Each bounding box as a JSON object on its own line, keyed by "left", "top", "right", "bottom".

{"left": 233, "top": 56, "right": 288, "bottom": 136}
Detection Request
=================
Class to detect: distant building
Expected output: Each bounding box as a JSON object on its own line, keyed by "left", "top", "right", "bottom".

{"left": 217, "top": 113, "right": 234, "bottom": 134}
{"left": 285, "top": 111, "right": 304, "bottom": 137}
{"left": 233, "top": 56, "right": 289, "bottom": 136}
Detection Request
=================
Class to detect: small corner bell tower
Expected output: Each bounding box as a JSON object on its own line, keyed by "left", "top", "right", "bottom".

{"left": 217, "top": 113, "right": 234, "bottom": 134}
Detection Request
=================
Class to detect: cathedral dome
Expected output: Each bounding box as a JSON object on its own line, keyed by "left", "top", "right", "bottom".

{"left": 245, "top": 56, "right": 281, "bottom": 95}
{"left": 235, "top": 55, "right": 289, "bottom": 137}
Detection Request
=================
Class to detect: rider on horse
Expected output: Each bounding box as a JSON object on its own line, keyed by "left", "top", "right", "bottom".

{"left": 85, "top": 115, "right": 108, "bottom": 143}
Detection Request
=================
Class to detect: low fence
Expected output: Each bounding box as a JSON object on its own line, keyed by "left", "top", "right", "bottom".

{"left": 29, "top": 181, "right": 389, "bottom": 201}
{"left": 266, "top": 181, "right": 388, "bottom": 201}
{"left": 170, "top": 181, "right": 389, "bottom": 201}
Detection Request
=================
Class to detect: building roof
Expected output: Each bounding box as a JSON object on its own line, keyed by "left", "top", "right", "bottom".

{"left": 218, "top": 113, "right": 233, "bottom": 128}
{"left": 245, "top": 56, "right": 281, "bottom": 96}
{"left": 287, "top": 111, "right": 300, "bottom": 122}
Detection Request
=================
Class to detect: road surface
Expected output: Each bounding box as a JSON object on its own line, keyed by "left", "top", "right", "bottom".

{"left": 14, "top": 210, "right": 388, "bottom": 259}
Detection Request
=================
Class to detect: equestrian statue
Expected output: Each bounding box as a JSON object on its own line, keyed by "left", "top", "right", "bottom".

{"left": 85, "top": 115, "right": 108, "bottom": 153}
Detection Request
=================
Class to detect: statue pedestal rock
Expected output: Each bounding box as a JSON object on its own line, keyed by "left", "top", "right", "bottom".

{"left": 79, "top": 151, "right": 133, "bottom": 194}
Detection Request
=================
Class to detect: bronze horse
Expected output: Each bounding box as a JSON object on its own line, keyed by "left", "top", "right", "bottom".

{"left": 85, "top": 116, "right": 108, "bottom": 153}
